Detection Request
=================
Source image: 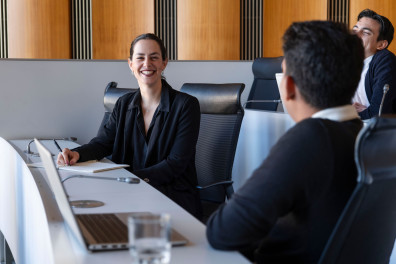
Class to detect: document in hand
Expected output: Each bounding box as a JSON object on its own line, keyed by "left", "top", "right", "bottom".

{"left": 58, "top": 160, "right": 130, "bottom": 173}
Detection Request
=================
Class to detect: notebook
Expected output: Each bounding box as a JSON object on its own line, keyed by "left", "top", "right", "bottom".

{"left": 34, "top": 139, "right": 188, "bottom": 252}
{"left": 28, "top": 160, "right": 130, "bottom": 173}
{"left": 58, "top": 160, "right": 130, "bottom": 173}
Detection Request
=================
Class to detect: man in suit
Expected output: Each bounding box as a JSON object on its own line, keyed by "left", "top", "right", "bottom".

{"left": 352, "top": 9, "right": 396, "bottom": 119}
{"left": 206, "top": 21, "right": 364, "bottom": 263}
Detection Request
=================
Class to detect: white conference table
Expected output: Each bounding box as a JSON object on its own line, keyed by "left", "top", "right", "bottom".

{"left": 0, "top": 138, "right": 250, "bottom": 264}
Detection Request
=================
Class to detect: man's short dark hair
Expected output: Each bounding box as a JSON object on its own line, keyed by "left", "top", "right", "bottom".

{"left": 282, "top": 20, "right": 364, "bottom": 109}
{"left": 358, "top": 9, "right": 394, "bottom": 46}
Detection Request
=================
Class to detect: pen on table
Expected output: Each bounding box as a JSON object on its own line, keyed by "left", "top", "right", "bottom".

{"left": 53, "top": 139, "right": 69, "bottom": 166}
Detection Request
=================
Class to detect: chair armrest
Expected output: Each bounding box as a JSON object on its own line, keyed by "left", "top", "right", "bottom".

{"left": 196, "top": 180, "right": 234, "bottom": 190}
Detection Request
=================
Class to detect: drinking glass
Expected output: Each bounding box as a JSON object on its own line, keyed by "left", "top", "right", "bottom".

{"left": 128, "top": 213, "right": 171, "bottom": 264}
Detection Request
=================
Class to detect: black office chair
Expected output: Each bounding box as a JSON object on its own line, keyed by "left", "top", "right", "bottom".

{"left": 245, "top": 57, "right": 283, "bottom": 111}
{"left": 97, "top": 81, "right": 137, "bottom": 135}
{"left": 318, "top": 116, "right": 396, "bottom": 264}
{"left": 180, "top": 83, "right": 245, "bottom": 223}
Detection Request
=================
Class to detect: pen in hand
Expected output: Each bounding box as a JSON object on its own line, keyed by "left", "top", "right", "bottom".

{"left": 54, "top": 139, "right": 69, "bottom": 166}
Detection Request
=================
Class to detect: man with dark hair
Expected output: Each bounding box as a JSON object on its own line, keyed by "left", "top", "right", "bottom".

{"left": 206, "top": 21, "right": 364, "bottom": 263}
{"left": 352, "top": 9, "right": 396, "bottom": 119}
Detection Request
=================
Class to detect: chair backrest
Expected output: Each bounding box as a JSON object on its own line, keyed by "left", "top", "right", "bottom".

{"left": 180, "top": 83, "right": 245, "bottom": 204}
{"left": 318, "top": 116, "right": 396, "bottom": 264}
{"left": 97, "top": 82, "right": 137, "bottom": 135}
{"left": 246, "top": 56, "right": 283, "bottom": 111}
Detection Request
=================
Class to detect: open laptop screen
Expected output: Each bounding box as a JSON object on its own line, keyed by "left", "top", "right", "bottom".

{"left": 34, "top": 139, "right": 87, "bottom": 249}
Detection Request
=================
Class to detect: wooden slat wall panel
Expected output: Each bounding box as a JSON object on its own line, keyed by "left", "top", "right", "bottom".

{"left": 155, "top": 0, "right": 177, "bottom": 60}
{"left": 328, "top": 0, "right": 349, "bottom": 25}
{"left": 263, "top": 0, "right": 327, "bottom": 57}
{"left": 72, "top": 0, "right": 92, "bottom": 60}
{"left": 7, "top": 0, "right": 71, "bottom": 59}
{"left": 350, "top": 0, "right": 396, "bottom": 54}
{"left": 92, "top": 0, "right": 154, "bottom": 60}
{"left": 0, "top": 0, "right": 7, "bottom": 58}
{"left": 178, "top": 0, "right": 240, "bottom": 60}
{"left": 241, "top": 0, "right": 263, "bottom": 60}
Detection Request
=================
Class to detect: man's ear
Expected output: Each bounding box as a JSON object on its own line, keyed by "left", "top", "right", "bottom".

{"left": 377, "top": 39, "right": 389, "bottom": 51}
{"left": 284, "top": 75, "right": 297, "bottom": 101}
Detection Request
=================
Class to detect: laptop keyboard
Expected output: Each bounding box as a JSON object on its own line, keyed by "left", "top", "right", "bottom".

{"left": 76, "top": 214, "right": 128, "bottom": 243}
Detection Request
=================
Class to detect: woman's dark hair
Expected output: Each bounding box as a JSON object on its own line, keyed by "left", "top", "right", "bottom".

{"left": 129, "top": 33, "right": 167, "bottom": 60}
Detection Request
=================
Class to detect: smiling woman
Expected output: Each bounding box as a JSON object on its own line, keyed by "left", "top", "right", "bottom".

{"left": 128, "top": 35, "right": 169, "bottom": 132}
{"left": 129, "top": 36, "right": 167, "bottom": 96}
{"left": 56, "top": 33, "right": 203, "bottom": 219}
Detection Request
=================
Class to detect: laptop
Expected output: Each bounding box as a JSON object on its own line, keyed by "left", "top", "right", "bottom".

{"left": 275, "top": 73, "right": 288, "bottom": 114}
{"left": 34, "top": 139, "right": 188, "bottom": 252}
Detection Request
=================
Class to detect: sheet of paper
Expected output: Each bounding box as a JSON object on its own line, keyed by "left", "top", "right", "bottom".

{"left": 28, "top": 160, "right": 130, "bottom": 173}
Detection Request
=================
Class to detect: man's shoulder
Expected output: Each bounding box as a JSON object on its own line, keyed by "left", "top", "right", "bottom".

{"left": 373, "top": 49, "right": 396, "bottom": 64}
{"left": 290, "top": 118, "right": 329, "bottom": 134}
{"left": 380, "top": 48, "right": 395, "bottom": 56}
{"left": 368, "top": 49, "right": 396, "bottom": 81}
{"left": 278, "top": 118, "right": 329, "bottom": 147}
{"left": 289, "top": 118, "right": 361, "bottom": 140}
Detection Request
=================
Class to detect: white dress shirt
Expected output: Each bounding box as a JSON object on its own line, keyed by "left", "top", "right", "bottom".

{"left": 352, "top": 55, "right": 373, "bottom": 107}
{"left": 312, "top": 105, "right": 360, "bottom": 122}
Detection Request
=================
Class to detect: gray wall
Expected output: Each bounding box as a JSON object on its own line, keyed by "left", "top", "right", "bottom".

{"left": 0, "top": 59, "right": 253, "bottom": 143}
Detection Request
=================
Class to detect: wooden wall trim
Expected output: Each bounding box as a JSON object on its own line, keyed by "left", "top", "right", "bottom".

{"left": 178, "top": 0, "right": 240, "bottom": 60}
{"left": 263, "top": 0, "right": 327, "bottom": 57}
{"left": 7, "top": 0, "right": 72, "bottom": 59}
{"left": 92, "top": 0, "right": 154, "bottom": 60}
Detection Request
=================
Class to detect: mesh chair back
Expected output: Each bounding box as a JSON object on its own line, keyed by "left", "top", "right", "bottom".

{"left": 246, "top": 57, "right": 283, "bottom": 110}
{"left": 319, "top": 116, "right": 396, "bottom": 264}
{"left": 181, "top": 83, "right": 245, "bottom": 203}
{"left": 98, "top": 82, "right": 137, "bottom": 135}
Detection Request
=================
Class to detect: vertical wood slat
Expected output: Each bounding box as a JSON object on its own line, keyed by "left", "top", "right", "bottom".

{"left": 328, "top": 0, "right": 349, "bottom": 25}
{"left": 242, "top": 0, "right": 245, "bottom": 59}
{"left": 72, "top": 0, "right": 92, "bottom": 59}
{"left": 247, "top": 1, "right": 253, "bottom": 57}
{"left": 155, "top": 0, "right": 177, "bottom": 60}
{"left": 258, "top": 0, "right": 263, "bottom": 58}
{"left": 240, "top": 0, "right": 262, "bottom": 60}
{"left": 345, "top": 0, "right": 348, "bottom": 25}
{"left": 0, "top": 0, "right": 7, "bottom": 58}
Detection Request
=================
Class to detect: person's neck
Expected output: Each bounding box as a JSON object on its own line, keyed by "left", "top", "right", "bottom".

{"left": 140, "top": 82, "right": 162, "bottom": 108}
{"left": 365, "top": 51, "right": 376, "bottom": 59}
{"left": 290, "top": 103, "right": 318, "bottom": 123}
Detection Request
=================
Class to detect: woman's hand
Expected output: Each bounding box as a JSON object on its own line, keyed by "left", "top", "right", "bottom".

{"left": 57, "top": 148, "right": 80, "bottom": 166}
